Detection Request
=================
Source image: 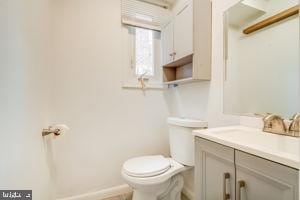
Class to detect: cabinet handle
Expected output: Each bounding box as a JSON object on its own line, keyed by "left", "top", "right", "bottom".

{"left": 172, "top": 52, "right": 176, "bottom": 60}
{"left": 169, "top": 53, "right": 174, "bottom": 61}
{"left": 223, "top": 173, "right": 230, "bottom": 200}
{"left": 237, "top": 180, "right": 246, "bottom": 200}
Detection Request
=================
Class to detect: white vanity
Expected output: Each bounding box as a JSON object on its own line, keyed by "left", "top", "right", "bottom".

{"left": 193, "top": 126, "right": 299, "bottom": 200}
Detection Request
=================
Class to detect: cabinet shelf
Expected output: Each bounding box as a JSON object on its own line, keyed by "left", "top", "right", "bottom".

{"left": 163, "top": 77, "right": 195, "bottom": 85}
{"left": 163, "top": 61, "right": 193, "bottom": 84}
{"left": 163, "top": 54, "right": 193, "bottom": 68}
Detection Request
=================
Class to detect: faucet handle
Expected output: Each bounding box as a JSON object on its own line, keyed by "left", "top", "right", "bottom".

{"left": 263, "top": 114, "right": 287, "bottom": 134}
{"left": 290, "top": 113, "right": 300, "bottom": 121}
{"left": 288, "top": 113, "right": 300, "bottom": 137}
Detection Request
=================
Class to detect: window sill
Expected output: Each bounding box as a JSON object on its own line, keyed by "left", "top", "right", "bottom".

{"left": 122, "top": 81, "right": 165, "bottom": 90}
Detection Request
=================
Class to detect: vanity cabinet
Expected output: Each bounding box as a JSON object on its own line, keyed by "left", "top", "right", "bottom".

{"left": 195, "top": 138, "right": 236, "bottom": 200}
{"left": 235, "top": 151, "right": 299, "bottom": 200}
{"left": 195, "top": 137, "right": 299, "bottom": 200}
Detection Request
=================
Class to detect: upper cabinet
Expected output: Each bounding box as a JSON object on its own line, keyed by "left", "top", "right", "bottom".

{"left": 162, "top": 0, "right": 212, "bottom": 85}
{"left": 162, "top": 21, "right": 174, "bottom": 65}
{"left": 173, "top": 1, "right": 193, "bottom": 61}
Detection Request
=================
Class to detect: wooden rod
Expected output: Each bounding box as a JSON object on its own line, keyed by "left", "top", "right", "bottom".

{"left": 243, "top": 5, "right": 299, "bottom": 34}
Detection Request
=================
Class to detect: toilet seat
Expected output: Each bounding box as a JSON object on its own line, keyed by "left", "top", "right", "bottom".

{"left": 122, "top": 157, "right": 187, "bottom": 186}
{"left": 123, "top": 155, "right": 171, "bottom": 178}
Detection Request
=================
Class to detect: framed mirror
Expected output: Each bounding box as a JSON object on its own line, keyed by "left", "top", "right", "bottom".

{"left": 223, "top": 0, "right": 300, "bottom": 118}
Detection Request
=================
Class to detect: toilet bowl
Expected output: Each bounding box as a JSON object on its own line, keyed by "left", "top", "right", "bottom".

{"left": 122, "top": 118, "right": 207, "bottom": 200}
{"left": 122, "top": 156, "right": 186, "bottom": 200}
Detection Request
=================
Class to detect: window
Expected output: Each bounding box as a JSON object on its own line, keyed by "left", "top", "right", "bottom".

{"left": 121, "top": 0, "right": 170, "bottom": 89}
{"left": 135, "top": 27, "right": 154, "bottom": 76}
{"left": 122, "top": 26, "right": 163, "bottom": 89}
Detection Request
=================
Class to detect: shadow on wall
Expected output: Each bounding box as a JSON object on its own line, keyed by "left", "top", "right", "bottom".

{"left": 163, "top": 81, "right": 210, "bottom": 120}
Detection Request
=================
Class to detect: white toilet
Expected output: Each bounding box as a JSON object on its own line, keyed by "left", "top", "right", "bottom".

{"left": 122, "top": 117, "right": 208, "bottom": 200}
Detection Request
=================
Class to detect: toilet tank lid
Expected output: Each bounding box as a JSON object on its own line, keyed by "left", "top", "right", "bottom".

{"left": 167, "top": 117, "right": 208, "bottom": 128}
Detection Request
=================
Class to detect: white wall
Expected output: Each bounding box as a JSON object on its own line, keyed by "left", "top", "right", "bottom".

{"left": 49, "top": 0, "right": 241, "bottom": 198}
{"left": 50, "top": 0, "right": 170, "bottom": 198}
{"left": 0, "top": 0, "right": 242, "bottom": 199}
{"left": 0, "top": 0, "right": 53, "bottom": 199}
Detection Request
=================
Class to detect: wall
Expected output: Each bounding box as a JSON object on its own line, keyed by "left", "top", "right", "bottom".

{"left": 50, "top": 0, "right": 170, "bottom": 198}
{"left": 0, "top": 0, "right": 53, "bottom": 199}
{"left": 50, "top": 0, "right": 241, "bottom": 199}
{"left": 164, "top": 0, "right": 241, "bottom": 197}
{"left": 0, "top": 0, "right": 242, "bottom": 199}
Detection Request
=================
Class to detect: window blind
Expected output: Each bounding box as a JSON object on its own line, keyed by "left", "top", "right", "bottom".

{"left": 121, "top": 0, "right": 172, "bottom": 31}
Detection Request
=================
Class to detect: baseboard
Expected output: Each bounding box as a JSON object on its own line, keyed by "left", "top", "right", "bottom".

{"left": 56, "top": 183, "right": 193, "bottom": 200}
{"left": 182, "top": 186, "right": 194, "bottom": 200}
{"left": 57, "top": 184, "right": 132, "bottom": 200}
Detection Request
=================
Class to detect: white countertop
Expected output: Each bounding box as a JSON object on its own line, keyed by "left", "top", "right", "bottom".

{"left": 193, "top": 126, "right": 300, "bottom": 169}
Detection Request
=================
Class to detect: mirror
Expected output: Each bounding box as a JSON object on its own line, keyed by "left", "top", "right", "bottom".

{"left": 223, "top": 0, "right": 300, "bottom": 118}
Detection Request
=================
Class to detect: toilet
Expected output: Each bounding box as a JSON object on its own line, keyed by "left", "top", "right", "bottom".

{"left": 122, "top": 117, "right": 208, "bottom": 200}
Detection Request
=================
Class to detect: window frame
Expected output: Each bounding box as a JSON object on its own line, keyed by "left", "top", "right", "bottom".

{"left": 122, "top": 25, "right": 164, "bottom": 89}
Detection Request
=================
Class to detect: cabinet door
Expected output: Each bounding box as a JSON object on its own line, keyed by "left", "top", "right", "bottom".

{"left": 173, "top": 0, "right": 193, "bottom": 61}
{"left": 195, "top": 138, "right": 235, "bottom": 200}
{"left": 161, "top": 21, "right": 174, "bottom": 65}
{"left": 235, "top": 151, "right": 299, "bottom": 200}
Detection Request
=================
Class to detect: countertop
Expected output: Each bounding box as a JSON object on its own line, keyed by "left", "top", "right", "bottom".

{"left": 193, "top": 126, "right": 300, "bottom": 169}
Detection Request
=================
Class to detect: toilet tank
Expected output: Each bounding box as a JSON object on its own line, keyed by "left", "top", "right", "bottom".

{"left": 167, "top": 117, "right": 208, "bottom": 166}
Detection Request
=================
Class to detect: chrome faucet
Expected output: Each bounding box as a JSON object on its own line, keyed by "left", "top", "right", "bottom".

{"left": 263, "top": 114, "right": 287, "bottom": 135}
{"left": 288, "top": 113, "right": 300, "bottom": 137}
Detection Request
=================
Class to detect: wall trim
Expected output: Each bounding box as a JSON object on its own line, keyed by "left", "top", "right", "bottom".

{"left": 57, "top": 184, "right": 132, "bottom": 200}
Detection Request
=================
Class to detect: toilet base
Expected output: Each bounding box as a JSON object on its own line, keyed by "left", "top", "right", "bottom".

{"left": 132, "top": 174, "right": 184, "bottom": 200}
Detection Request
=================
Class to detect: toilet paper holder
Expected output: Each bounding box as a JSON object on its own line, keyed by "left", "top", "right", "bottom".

{"left": 42, "top": 127, "right": 61, "bottom": 137}
{"left": 42, "top": 124, "right": 70, "bottom": 137}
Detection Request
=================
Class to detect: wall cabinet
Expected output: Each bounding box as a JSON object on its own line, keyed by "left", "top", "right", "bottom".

{"left": 161, "top": 1, "right": 192, "bottom": 66}
{"left": 161, "top": 0, "right": 212, "bottom": 85}
{"left": 162, "top": 21, "right": 174, "bottom": 65}
{"left": 195, "top": 137, "right": 299, "bottom": 200}
{"left": 173, "top": 1, "right": 193, "bottom": 61}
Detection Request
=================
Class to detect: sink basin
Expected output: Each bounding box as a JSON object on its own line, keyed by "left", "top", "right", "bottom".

{"left": 193, "top": 126, "right": 300, "bottom": 169}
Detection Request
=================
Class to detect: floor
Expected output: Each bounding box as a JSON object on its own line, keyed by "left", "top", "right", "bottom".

{"left": 102, "top": 192, "right": 189, "bottom": 200}
{"left": 102, "top": 193, "right": 132, "bottom": 200}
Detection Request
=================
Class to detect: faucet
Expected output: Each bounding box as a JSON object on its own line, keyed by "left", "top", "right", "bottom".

{"left": 288, "top": 113, "right": 300, "bottom": 137}
{"left": 263, "top": 114, "right": 287, "bottom": 135}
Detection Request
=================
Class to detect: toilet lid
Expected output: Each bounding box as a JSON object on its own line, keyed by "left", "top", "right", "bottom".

{"left": 123, "top": 155, "right": 171, "bottom": 178}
